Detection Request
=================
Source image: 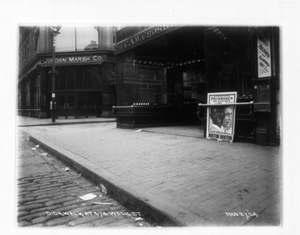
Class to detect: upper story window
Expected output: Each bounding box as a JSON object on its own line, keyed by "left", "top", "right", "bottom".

{"left": 56, "top": 26, "right": 99, "bottom": 52}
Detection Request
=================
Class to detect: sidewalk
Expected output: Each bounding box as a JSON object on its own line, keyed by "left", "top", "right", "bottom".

{"left": 18, "top": 118, "right": 281, "bottom": 227}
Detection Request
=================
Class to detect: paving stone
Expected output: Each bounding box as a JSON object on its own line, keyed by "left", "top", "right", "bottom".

{"left": 18, "top": 182, "right": 35, "bottom": 187}
{"left": 52, "top": 204, "right": 79, "bottom": 212}
{"left": 24, "top": 198, "right": 50, "bottom": 205}
{"left": 18, "top": 203, "right": 44, "bottom": 212}
{"left": 73, "top": 223, "right": 95, "bottom": 227}
{"left": 31, "top": 216, "right": 53, "bottom": 224}
{"left": 106, "top": 218, "right": 132, "bottom": 227}
{"left": 30, "top": 223, "right": 44, "bottom": 227}
{"left": 38, "top": 183, "right": 64, "bottom": 189}
{"left": 46, "top": 216, "right": 75, "bottom": 226}
{"left": 35, "top": 182, "right": 52, "bottom": 187}
{"left": 17, "top": 211, "right": 30, "bottom": 219}
{"left": 52, "top": 194, "right": 73, "bottom": 200}
{"left": 19, "top": 211, "right": 47, "bottom": 222}
{"left": 18, "top": 197, "right": 36, "bottom": 204}
{"left": 26, "top": 186, "right": 40, "bottom": 191}
{"left": 45, "top": 196, "right": 76, "bottom": 206}
{"left": 30, "top": 188, "right": 61, "bottom": 195}
{"left": 92, "top": 216, "right": 119, "bottom": 226}
{"left": 18, "top": 221, "right": 30, "bottom": 227}
{"left": 31, "top": 204, "right": 62, "bottom": 213}
{"left": 68, "top": 215, "right": 102, "bottom": 226}
{"left": 36, "top": 194, "right": 54, "bottom": 200}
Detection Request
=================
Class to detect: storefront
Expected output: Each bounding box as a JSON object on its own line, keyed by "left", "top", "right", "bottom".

{"left": 18, "top": 51, "right": 116, "bottom": 119}
{"left": 113, "top": 26, "right": 280, "bottom": 145}
{"left": 18, "top": 26, "right": 116, "bottom": 119}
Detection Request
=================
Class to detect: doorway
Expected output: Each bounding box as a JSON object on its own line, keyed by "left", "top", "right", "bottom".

{"left": 56, "top": 92, "right": 102, "bottom": 119}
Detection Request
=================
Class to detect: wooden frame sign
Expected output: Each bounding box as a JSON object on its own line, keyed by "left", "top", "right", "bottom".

{"left": 206, "top": 92, "right": 237, "bottom": 143}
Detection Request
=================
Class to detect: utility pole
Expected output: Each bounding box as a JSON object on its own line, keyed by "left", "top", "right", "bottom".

{"left": 49, "top": 26, "right": 61, "bottom": 122}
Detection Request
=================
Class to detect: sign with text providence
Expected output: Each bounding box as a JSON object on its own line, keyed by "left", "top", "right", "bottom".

{"left": 206, "top": 92, "right": 237, "bottom": 143}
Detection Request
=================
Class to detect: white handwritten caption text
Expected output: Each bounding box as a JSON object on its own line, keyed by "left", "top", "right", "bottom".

{"left": 225, "top": 210, "right": 259, "bottom": 220}
{"left": 46, "top": 211, "right": 141, "bottom": 218}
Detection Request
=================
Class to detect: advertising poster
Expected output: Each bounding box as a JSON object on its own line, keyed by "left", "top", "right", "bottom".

{"left": 257, "top": 36, "right": 271, "bottom": 78}
{"left": 206, "top": 92, "right": 237, "bottom": 143}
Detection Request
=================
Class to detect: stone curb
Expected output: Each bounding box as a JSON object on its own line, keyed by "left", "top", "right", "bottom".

{"left": 25, "top": 131, "right": 211, "bottom": 227}
{"left": 18, "top": 120, "right": 116, "bottom": 127}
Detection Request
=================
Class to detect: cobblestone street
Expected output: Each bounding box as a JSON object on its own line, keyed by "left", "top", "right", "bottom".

{"left": 17, "top": 130, "right": 156, "bottom": 227}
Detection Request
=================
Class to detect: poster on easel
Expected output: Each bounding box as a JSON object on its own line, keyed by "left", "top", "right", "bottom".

{"left": 206, "top": 92, "right": 237, "bottom": 143}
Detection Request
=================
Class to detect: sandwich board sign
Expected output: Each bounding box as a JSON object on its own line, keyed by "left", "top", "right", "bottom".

{"left": 206, "top": 92, "right": 237, "bottom": 143}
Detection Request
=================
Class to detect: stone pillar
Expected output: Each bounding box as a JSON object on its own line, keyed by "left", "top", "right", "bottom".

{"left": 38, "top": 67, "right": 48, "bottom": 118}
{"left": 98, "top": 27, "right": 114, "bottom": 50}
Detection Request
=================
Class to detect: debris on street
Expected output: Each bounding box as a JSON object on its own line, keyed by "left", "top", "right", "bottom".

{"left": 79, "top": 193, "right": 97, "bottom": 201}
{"left": 100, "top": 183, "right": 108, "bottom": 194}
{"left": 92, "top": 201, "right": 113, "bottom": 205}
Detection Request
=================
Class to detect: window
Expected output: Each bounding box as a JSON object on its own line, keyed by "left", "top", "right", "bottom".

{"left": 56, "top": 26, "right": 98, "bottom": 52}
{"left": 183, "top": 72, "right": 192, "bottom": 88}
{"left": 26, "top": 82, "right": 30, "bottom": 107}
{"left": 122, "top": 63, "right": 164, "bottom": 105}
{"left": 55, "top": 68, "right": 101, "bottom": 90}
{"left": 57, "top": 70, "right": 66, "bottom": 90}
{"left": 85, "top": 70, "right": 93, "bottom": 89}
{"left": 76, "top": 27, "right": 98, "bottom": 51}
{"left": 66, "top": 70, "right": 75, "bottom": 89}
{"left": 76, "top": 70, "right": 84, "bottom": 89}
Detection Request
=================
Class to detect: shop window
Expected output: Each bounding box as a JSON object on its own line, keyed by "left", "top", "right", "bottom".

{"left": 78, "top": 94, "right": 85, "bottom": 108}
{"left": 167, "top": 63, "right": 205, "bottom": 104}
{"left": 93, "top": 76, "right": 101, "bottom": 89}
{"left": 88, "top": 95, "right": 95, "bottom": 108}
{"left": 68, "top": 95, "right": 75, "bottom": 109}
{"left": 58, "top": 95, "right": 65, "bottom": 109}
{"left": 183, "top": 72, "right": 191, "bottom": 88}
{"left": 85, "top": 70, "right": 93, "bottom": 89}
{"left": 239, "top": 72, "right": 253, "bottom": 100}
{"left": 66, "top": 70, "right": 75, "bottom": 89}
{"left": 76, "top": 70, "right": 84, "bottom": 89}
{"left": 57, "top": 70, "right": 66, "bottom": 90}
{"left": 122, "top": 63, "right": 164, "bottom": 105}
{"left": 55, "top": 68, "right": 101, "bottom": 91}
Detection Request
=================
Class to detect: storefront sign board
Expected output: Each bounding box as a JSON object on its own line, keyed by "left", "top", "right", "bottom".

{"left": 257, "top": 37, "right": 271, "bottom": 78}
{"left": 114, "top": 26, "right": 180, "bottom": 55}
{"left": 40, "top": 55, "right": 105, "bottom": 66}
{"left": 206, "top": 92, "right": 237, "bottom": 143}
